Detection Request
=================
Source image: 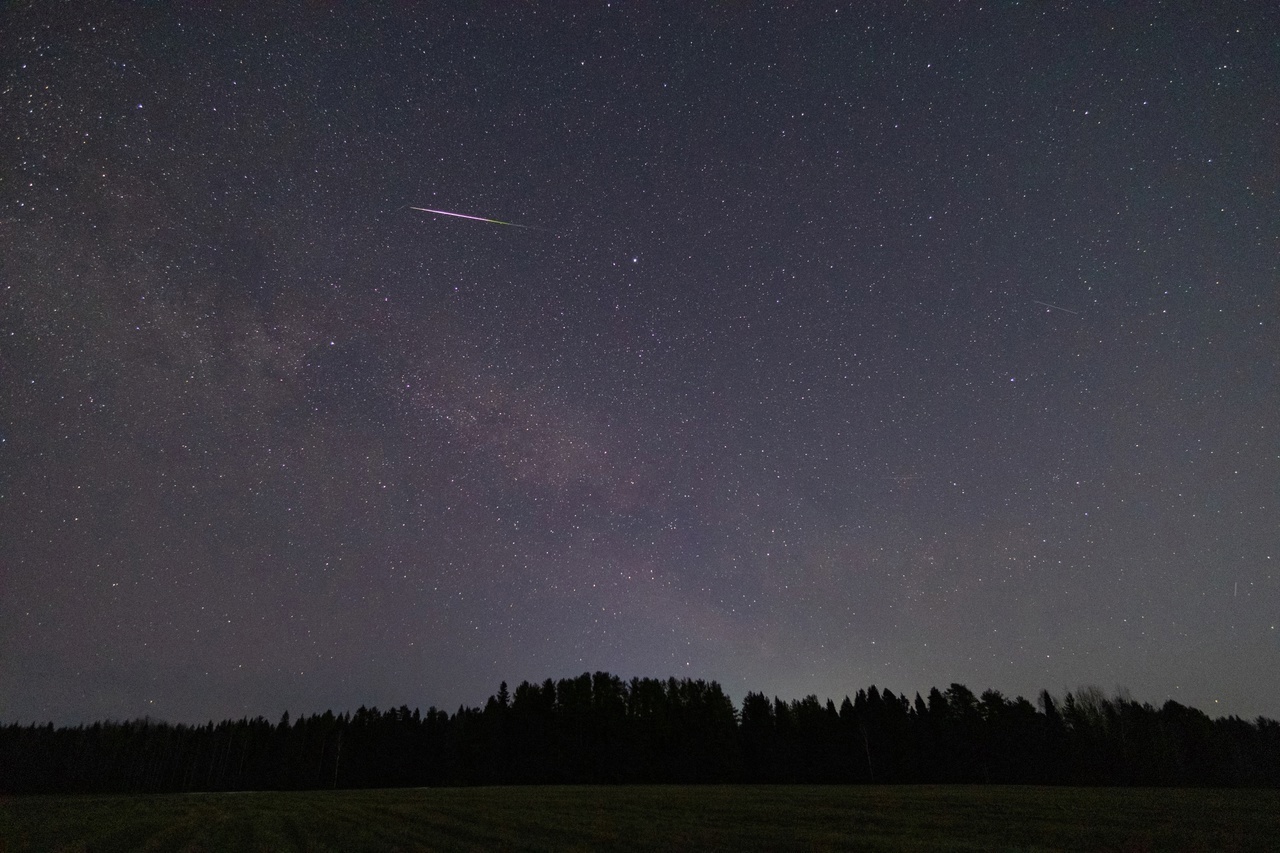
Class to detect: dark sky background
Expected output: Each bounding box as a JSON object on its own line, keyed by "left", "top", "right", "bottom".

{"left": 3, "top": 3, "right": 1277, "bottom": 726}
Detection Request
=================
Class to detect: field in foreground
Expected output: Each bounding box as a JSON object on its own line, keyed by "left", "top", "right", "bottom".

{"left": 2, "top": 785, "right": 1278, "bottom": 852}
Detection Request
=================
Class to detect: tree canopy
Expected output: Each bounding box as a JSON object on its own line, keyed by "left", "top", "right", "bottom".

{"left": 2, "top": 675, "right": 1276, "bottom": 793}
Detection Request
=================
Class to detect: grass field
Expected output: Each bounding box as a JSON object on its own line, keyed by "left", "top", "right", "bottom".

{"left": 2, "top": 785, "right": 1277, "bottom": 852}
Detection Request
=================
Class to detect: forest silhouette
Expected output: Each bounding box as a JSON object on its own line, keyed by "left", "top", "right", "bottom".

{"left": 3, "top": 674, "right": 1277, "bottom": 793}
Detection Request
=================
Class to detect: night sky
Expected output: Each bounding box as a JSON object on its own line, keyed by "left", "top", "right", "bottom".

{"left": 3, "top": 3, "right": 1277, "bottom": 726}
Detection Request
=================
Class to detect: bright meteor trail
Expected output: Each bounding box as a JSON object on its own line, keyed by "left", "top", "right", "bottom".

{"left": 1032, "top": 300, "right": 1080, "bottom": 315}
{"left": 410, "top": 206, "right": 537, "bottom": 229}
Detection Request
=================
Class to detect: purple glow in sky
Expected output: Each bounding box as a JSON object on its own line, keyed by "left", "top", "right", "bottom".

{"left": 2, "top": 3, "right": 1276, "bottom": 725}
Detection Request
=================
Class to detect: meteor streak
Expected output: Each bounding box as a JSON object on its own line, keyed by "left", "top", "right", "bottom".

{"left": 1032, "top": 300, "right": 1080, "bottom": 315}
{"left": 410, "top": 206, "right": 538, "bottom": 230}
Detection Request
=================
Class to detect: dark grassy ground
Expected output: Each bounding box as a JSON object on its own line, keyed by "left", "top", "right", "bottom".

{"left": 2, "top": 785, "right": 1277, "bottom": 852}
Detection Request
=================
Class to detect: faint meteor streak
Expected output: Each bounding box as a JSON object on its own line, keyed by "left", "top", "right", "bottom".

{"left": 410, "top": 206, "right": 538, "bottom": 230}
{"left": 1032, "top": 300, "right": 1080, "bottom": 315}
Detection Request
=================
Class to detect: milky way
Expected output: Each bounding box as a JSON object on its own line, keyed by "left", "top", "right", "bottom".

{"left": 2, "top": 3, "right": 1276, "bottom": 724}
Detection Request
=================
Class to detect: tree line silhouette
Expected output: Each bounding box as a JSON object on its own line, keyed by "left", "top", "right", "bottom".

{"left": 3, "top": 674, "right": 1277, "bottom": 793}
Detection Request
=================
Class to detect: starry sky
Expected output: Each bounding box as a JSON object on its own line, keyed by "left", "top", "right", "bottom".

{"left": 3, "top": 3, "right": 1277, "bottom": 726}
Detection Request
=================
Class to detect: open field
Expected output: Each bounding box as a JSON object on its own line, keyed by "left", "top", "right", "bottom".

{"left": 2, "top": 785, "right": 1277, "bottom": 852}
